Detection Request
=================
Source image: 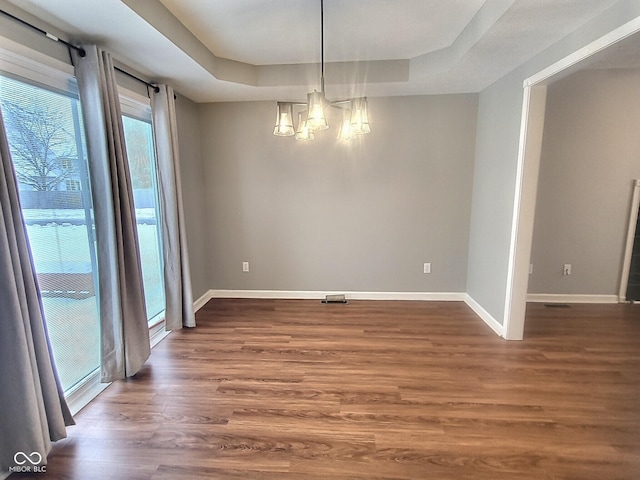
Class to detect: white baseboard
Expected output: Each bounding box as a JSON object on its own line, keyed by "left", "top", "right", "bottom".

{"left": 526, "top": 294, "right": 619, "bottom": 304}
{"left": 464, "top": 294, "right": 505, "bottom": 338}
{"left": 207, "top": 289, "right": 465, "bottom": 302}
{"left": 193, "top": 290, "right": 214, "bottom": 312}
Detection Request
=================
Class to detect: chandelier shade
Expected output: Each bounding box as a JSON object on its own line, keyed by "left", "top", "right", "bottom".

{"left": 273, "top": 0, "right": 371, "bottom": 141}
{"left": 295, "top": 112, "right": 315, "bottom": 141}
{"left": 273, "top": 102, "right": 295, "bottom": 136}
{"left": 338, "top": 108, "right": 356, "bottom": 141}
{"left": 306, "top": 90, "right": 328, "bottom": 131}
{"left": 350, "top": 97, "right": 371, "bottom": 135}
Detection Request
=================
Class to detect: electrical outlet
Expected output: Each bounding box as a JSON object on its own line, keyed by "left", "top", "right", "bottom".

{"left": 242, "top": 261, "right": 249, "bottom": 272}
{"left": 423, "top": 262, "right": 431, "bottom": 274}
{"left": 529, "top": 264, "right": 533, "bottom": 274}
{"left": 563, "top": 263, "right": 571, "bottom": 276}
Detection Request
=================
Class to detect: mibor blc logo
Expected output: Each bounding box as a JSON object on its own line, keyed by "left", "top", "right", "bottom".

{"left": 8, "top": 451, "right": 46, "bottom": 473}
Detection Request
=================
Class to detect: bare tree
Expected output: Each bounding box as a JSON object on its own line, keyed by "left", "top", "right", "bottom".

{"left": 1, "top": 100, "right": 77, "bottom": 191}
{"left": 122, "top": 117, "right": 153, "bottom": 189}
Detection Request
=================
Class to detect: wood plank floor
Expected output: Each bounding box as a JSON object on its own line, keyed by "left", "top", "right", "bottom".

{"left": 19, "top": 299, "right": 640, "bottom": 479}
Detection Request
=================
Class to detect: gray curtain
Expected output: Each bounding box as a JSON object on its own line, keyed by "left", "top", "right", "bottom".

{"left": 0, "top": 106, "right": 74, "bottom": 473}
{"left": 150, "top": 85, "right": 196, "bottom": 330}
{"left": 72, "top": 45, "right": 150, "bottom": 382}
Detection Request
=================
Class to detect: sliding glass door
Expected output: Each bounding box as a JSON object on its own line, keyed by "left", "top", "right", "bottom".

{"left": 121, "top": 98, "right": 166, "bottom": 323}
{"left": 1, "top": 61, "right": 167, "bottom": 402}
{"left": 0, "top": 74, "right": 100, "bottom": 392}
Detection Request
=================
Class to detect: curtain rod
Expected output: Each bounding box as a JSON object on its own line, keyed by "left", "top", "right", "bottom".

{"left": 113, "top": 66, "right": 160, "bottom": 94}
{"left": 0, "top": 8, "right": 159, "bottom": 93}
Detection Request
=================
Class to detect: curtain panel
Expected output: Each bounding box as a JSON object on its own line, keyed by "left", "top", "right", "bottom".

{"left": 0, "top": 106, "right": 74, "bottom": 473}
{"left": 72, "top": 45, "right": 150, "bottom": 382}
{"left": 151, "top": 85, "right": 196, "bottom": 330}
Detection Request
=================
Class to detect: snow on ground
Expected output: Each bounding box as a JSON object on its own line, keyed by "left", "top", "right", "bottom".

{"left": 22, "top": 208, "right": 156, "bottom": 221}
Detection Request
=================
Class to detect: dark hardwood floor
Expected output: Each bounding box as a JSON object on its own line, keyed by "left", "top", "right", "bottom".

{"left": 16, "top": 299, "right": 640, "bottom": 479}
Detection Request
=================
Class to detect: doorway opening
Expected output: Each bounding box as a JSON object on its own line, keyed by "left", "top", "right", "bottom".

{"left": 620, "top": 179, "right": 640, "bottom": 302}
{"left": 505, "top": 18, "right": 640, "bottom": 339}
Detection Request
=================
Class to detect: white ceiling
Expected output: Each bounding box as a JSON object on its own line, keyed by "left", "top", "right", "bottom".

{"left": 158, "top": 0, "right": 487, "bottom": 65}
{"left": 2, "top": 0, "right": 631, "bottom": 102}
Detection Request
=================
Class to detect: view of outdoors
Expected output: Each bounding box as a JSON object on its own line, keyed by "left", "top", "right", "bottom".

{"left": 1, "top": 74, "right": 100, "bottom": 392}
{"left": 1, "top": 74, "right": 165, "bottom": 393}
{"left": 122, "top": 114, "right": 165, "bottom": 319}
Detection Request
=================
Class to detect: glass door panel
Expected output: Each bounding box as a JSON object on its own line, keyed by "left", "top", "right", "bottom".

{"left": 1, "top": 74, "right": 99, "bottom": 392}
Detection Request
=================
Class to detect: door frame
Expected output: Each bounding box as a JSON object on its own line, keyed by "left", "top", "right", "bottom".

{"left": 503, "top": 17, "right": 640, "bottom": 340}
{"left": 619, "top": 179, "right": 640, "bottom": 301}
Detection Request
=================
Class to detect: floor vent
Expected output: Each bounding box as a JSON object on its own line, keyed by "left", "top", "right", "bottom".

{"left": 543, "top": 303, "right": 571, "bottom": 308}
{"left": 321, "top": 294, "right": 348, "bottom": 304}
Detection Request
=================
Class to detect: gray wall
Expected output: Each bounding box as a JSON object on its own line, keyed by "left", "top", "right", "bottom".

{"left": 175, "top": 94, "right": 210, "bottom": 300}
{"left": 197, "top": 95, "right": 478, "bottom": 293}
{"left": 466, "top": 75, "right": 524, "bottom": 320}
{"left": 466, "top": 0, "right": 640, "bottom": 325}
{"left": 529, "top": 68, "right": 640, "bottom": 295}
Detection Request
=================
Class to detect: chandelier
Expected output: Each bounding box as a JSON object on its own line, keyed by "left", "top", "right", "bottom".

{"left": 273, "top": 0, "right": 371, "bottom": 141}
